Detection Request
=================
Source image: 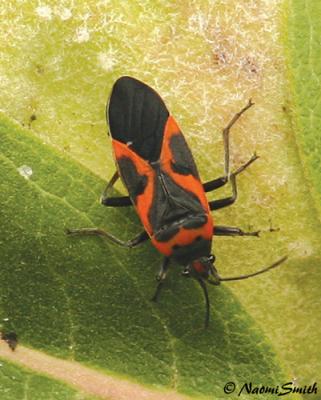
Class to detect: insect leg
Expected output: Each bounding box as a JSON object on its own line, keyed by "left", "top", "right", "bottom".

{"left": 151, "top": 258, "right": 170, "bottom": 302}
{"left": 214, "top": 225, "right": 260, "bottom": 237}
{"left": 209, "top": 174, "right": 238, "bottom": 210}
{"left": 203, "top": 153, "right": 258, "bottom": 192}
{"left": 203, "top": 99, "right": 255, "bottom": 196}
{"left": 66, "top": 228, "right": 149, "bottom": 248}
{"left": 222, "top": 99, "right": 254, "bottom": 179}
{"left": 101, "top": 171, "right": 132, "bottom": 207}
{"left": 208, "top": 148, "right": 259, "bottom": 211}
{"left": 196, "top": 278, "right": 210, "bottom": 328}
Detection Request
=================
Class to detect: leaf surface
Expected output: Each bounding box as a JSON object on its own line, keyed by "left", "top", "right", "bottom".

{"left": 1, "top": 115, "right": 284, "bottom": 398}
{"left": 0, "top": 1, "right": 321, "bottom": 398}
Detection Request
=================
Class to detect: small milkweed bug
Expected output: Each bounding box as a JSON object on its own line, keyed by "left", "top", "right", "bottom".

{"left": 67, "top": 76, "right": 287, "bottom": 327}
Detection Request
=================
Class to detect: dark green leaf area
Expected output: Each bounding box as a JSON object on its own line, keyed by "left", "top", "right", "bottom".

{"left": 0, "top": 117, "right": 283, "bottom": 397}
{"left": 0, "top": 358, "right": 93, "bottom": 400}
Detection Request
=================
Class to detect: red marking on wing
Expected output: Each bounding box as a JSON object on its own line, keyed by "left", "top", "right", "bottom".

{"left": 112, "top": 139, "right": 155, "bottom": 236}
{"left": 151, "top": 116, "right": 214, "bottom": 257}
{"left": 160, "top": 116, "right": 211, "bottom": 214}
{"left": 151, "top": 220, "right": 213, "bottom": 257}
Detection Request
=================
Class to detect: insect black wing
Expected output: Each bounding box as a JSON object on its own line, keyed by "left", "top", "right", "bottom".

{"left": 107, "top": 76, "right": 169, "bottom": 162}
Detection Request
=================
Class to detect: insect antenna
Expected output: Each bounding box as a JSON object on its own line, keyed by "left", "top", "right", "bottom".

{"left": 196, "top": 278, "right": 210, "bottom": 328}
{"left": 208, "top": 256, "right": 287, "bottom": 284}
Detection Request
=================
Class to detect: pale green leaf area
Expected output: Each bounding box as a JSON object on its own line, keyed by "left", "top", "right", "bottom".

{"left": 2, "top": 117, "right": 284, "bottom": 399}
{"left": 286, "top": 0, "right": 321, "bottom": 218}
{"left": 0, "top": 358, "right": 94, "bottom": 400}
{"left": 0, "top": 0, "right": 320, "bottom": 398}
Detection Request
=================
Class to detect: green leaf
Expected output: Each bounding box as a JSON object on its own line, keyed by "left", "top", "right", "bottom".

{"left": 1, "top": 1, "right": 321, "bottom": 399}
{"left": 0, "top": 115, "right": 284, "bottom": 398}
{"left": 0, "top": 358, "right": 95, "bottom": 400}
{"left": 286, "top": 0, "right": 321, "bottom": 218}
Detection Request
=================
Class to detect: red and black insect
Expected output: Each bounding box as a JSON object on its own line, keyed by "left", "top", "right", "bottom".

{"left": 68, "top": 76, "right": 286, "bottom": 327}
